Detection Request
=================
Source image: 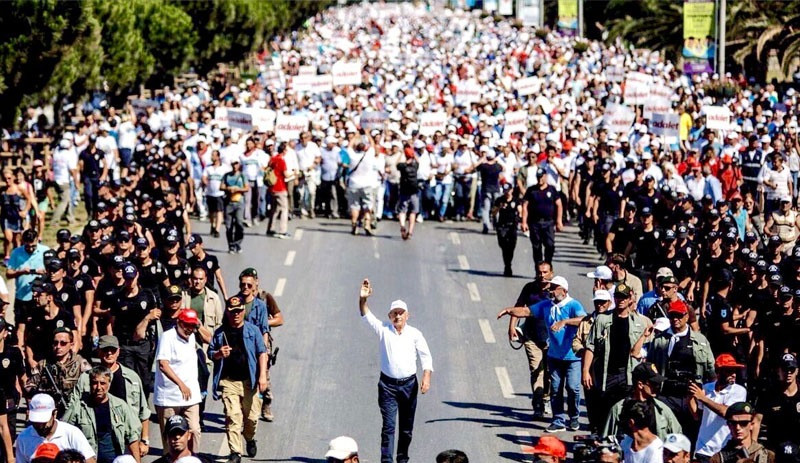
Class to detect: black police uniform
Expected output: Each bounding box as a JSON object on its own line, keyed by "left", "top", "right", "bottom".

{"left": 112, "top": 286, "right": 160, "bottom": 394}
{"left": 493, "top": 193, "right": 520, "bottom": 276}
{"left": 523, "top": 183, "right": 560, "bottom": 266}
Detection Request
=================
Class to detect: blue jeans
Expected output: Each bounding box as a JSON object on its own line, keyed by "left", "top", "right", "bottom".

{"left": 378, "top": 374, "right": 418, "bottom": 463}
{"left": 481, "top": 190, "right": 501, "bottom": 229}
{"left": 433, "top": 181, "right": 453, "bottom": 218}
{"left": 547, "top": 357, "right": 581, "bottom": 426}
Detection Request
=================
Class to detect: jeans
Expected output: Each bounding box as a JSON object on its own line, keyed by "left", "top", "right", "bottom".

{"left": 378, "top": 374, "right": 418, "bottom": 463}
{"left": 481, "top": 190, "right": 501, "bottom": 229}
{"left": 225, "top": 201, "right": 245, "bottom": 250}
{"left": 453, "top": 178, "right": 472, "bottom": 217}
{"left": 547, "top": 357, "right": 581, "bottom": 427}
{"left": 433, "top": 181, "right": 453, "bottom": 218}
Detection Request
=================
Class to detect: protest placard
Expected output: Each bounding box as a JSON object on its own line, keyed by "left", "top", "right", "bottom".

{"left": 514, "top": 76, "right": 542, "bottom": 96}
{"left": 130, "top": 98, "right": 159, "bottom": 115}
{"left": 360, "top": 111, "right": 388, "bottom": 130}
{"left": 332, "top": 61, "right": 363, "bottom": 86}
{"left": 603, "top": 103, "right": 635, "bottom": 133}
{"left": 649, "top": 113, "right": 680, "bottom": 137}
{"left": 704, "top": 106, "right": 731, "bottom": 130}
{"left": 418, "top": 112, "right": 447, "bottom": 136}
{"left": 503, "top": 110, "right": 528, "bottom": 135}
{"left": 623, "top": 71, "right": 653, "bottom": 106}
{"left": 456, "top": 80, "right": 483, "bottom": 105}
{"left": 275, "top": 114, "right": 309, "bottom": 141}
{"left": 227, "top": 109, "right": 253, "bottom": 131}
{"left": 643, "top": 84, "right": 673, "bottom": 117}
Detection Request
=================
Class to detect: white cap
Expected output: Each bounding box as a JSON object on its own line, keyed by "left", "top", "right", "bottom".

{"left": 389, "top": 299, "right": 408, "bottom": 313}
{"left": 593, "top": 289, "right": 612, "bottom": 302}
{"left": 656, "top": 267, "right": 674, "bottom": 278}
{"left": 653, "top": 317, "right": 671, "bottom": 332}
{"left": 587, "top": 265, "right": 613, "bottom": 280}
{"left": 28, "top": 393, "right": 56, "bottom": 423}
{"left": 663, "top": 433, "right": 691, "bottom": 454}
{"left": 325, "top": 436, "right": 359, "bottom": 460}
{"left": 548, "top": 276, "right": 569, "bottom": 291}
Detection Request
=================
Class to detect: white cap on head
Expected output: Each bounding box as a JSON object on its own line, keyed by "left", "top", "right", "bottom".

{"left": 593, "top": 289, "right": 612, "bottom": 302}
{"left": 548, "top": 276, "right": 569, "bottom": 291}
{"left": 325, "top": 436, "right": 359, "bottom": 460}
{"left": 663, "top": 434, "right": 691, "bottom": 454}
{"left": 587, "top": 265, "right": 613, "bottom": 280}
{"left": 28, "top": 393, "right": 56, "bottom": 423}
{"left": 653, "top": 317, "right": 671, "bottom": 332}
{"left": 390, "top": 299, "right": 408, "bottom": 313}
{"left": 656, "top": 267, "right": 674, "bottom": 278}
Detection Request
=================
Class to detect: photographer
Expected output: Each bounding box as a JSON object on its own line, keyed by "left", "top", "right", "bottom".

{"left": 646, "top": 300, "right": 715, "bottom": 437}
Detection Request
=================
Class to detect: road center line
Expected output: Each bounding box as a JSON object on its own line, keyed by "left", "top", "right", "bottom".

{"left": 495, "top": 366, "right": 515, "bottom": 399}
{"left": 467, "top": 282, "right": 481, "bottom": 301}
{"left": 478, "top": 319, "right": 496, "bottom": 343}
{"left": 449, "top": 232, "right": 461, "bottom": 245}
{"left": 457, "top": 255, "right": 470, "bottom": 270}
{"left": 293, "top": 229, "right": 303, "bottom": 241}
{"left": 274, "top": 278, "right": 286, "bottom": 297}
{"left": 284, "top": 250, "right": 296, "bottom": 266}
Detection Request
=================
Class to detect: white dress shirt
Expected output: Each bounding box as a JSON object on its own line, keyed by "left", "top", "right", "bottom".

{"left": 363, "top": 310, "right": 433, "bottom": 379}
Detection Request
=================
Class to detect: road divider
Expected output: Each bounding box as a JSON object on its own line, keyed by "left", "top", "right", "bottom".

{"left": 478, "top": 319, "right": 496, "bottom": 343}
{"left": 467, "top": 282, "right": 481, "bottom": 301}
{"left": 274, "top": 278, "right": 286, "bottom": 297}
{"left": 495, "top": 366, "right": 515, "bottom": 399}
{"left": 284, "top": 250, "right": 296, "bottom": 266}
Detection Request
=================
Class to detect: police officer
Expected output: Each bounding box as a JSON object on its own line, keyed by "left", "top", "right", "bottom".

{"left": 522, "top": 169, "right": 563, "bottom": 267}
{"left": 492, "top": 183, "right": 521, "bottom": 277}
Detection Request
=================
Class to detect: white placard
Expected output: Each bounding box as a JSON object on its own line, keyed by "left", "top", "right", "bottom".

{"left": 503, "top": 110, "right": 528, "bottom": 135}
{"left": 298, "top": 65, "right": 317, "bottom": 76}
{"left": 643, "top": 84, "right": 673, "bottom": 117}
{"left": 213, "top": 107, "right": 228, "bottom": 129}
{"left": 250, "top": 109, "right": 277, "bottom": 132}
{"left": 130, "top": 98, "right": 159, "bottom": 115}
{"left": 649, "top": 113, "right": 680, "bottom": 137}
{"left": 499, "top": 0, "right": 513, "bottom": 15}
{"left": 418, "top": 112, "right": 448, "bottom": 136}
{"left": 603, "top": 103, "right": 635, "bottom": 134}
{"left": 360, "top": 111, "right": 388, "bottom": 130}
{"left": 275, "top": 114, "right": 309, "bottom": 141}
{"left": 606, "top": 65, "right": 625, "bottom": 83}
{"left": 623, "top": 72, "right": 653, "bottom": 106}
{"left": 514, "top": 76, "right": 542, "bottom": 96}
{"left": 704, "top": 106, "right": 732, "bottom": 130}
{"left": 332, "top": 61, "right": 363, "bottom": 86}
{"left": 227, "top": 109, "right": 253, "bottom": 131}
{"left": 456, "top": 80, "right": 483, "bottom": 105}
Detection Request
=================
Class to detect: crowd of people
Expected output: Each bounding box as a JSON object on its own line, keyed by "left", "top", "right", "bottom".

{"left": 1, "top": 1, "right": 800, "bottom": 462}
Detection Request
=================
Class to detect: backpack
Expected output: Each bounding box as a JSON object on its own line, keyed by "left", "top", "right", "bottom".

{"left": 263, "top": 166, "right": 278, "bottom": 187}
{"left": 400, "top": 161, "right": 419, "bottom": 192}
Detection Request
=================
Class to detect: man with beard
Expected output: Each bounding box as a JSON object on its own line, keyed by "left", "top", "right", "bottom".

{"left": 15, "top": 394, "right": 96, "bottom": 463}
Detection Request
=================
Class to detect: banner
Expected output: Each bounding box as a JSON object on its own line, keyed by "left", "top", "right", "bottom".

{"left": 456, "top": 80, "right": 483, "bottom": 105}
{"left": 704, "top": 106, "right": 731, "bottom": 130}
{"left": 418, "top": 112, "right": 448, "bottom": 136}
{"left": 293, "top": 74, "right": 333, "bottom": 94}
{"left": 516, "top": 0, "right": 540, "bottom": 27}
{"left": 498, "top": 0, "right": 513, "bottom": 15}
{"left": 262, "top": 68, "right": 284, "bottom": 89}
{"left": 360, "top": 111, "right": 388, "bottom": 130}
{"left": 275, "top": 114, "right": 309, "bottom": 141}
{"left": 224, "top": 108, "right": 277, "bottom": 132}
{"left": 649, "top": 113, "right": 680, "bottom": 137}
{"left": 226, "top": 109, "right": 253, "bottom": 131}
{"left": 623, "top": 72, "right": 653, "bottom": 106}
{"left": 503, "top": 110, "right": 528, "bottom": 135}
{"left": 250, "top": 109, "right": 277, "bottom": 132}
{"left": 514, "top": 76, "right": 542, "bottom": 96}
{"left": 557, "top": 0, "right": 578, "bottom": 33}
{"left": 603, "top": 103, "right": 635, "bottom": 134}
{"left": 644, "top": 84, "right": 673, "bottom": 117}
{"left": 298, "top": 65, "right": 317, "bottom": 76}
{"left": 683, "top": 0, "right": 715, "bottom": 73}
{"left": 332, "top": 61, "right": 363, "bottom": 86}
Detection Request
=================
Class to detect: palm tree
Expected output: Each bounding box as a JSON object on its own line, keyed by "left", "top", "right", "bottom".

{"left": 604, "top": 0, "right": 684, "bottom": 62}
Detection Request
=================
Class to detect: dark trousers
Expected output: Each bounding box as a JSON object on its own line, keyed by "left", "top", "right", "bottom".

{"left": 83, "top": 178, "right": 99, "bottom": 217}
{"left": 453, "top": 178, "right": 471, "bottom": 217}
{"left": 529, "top": 220, "right": 555, "bottom": 265}
{"left": 225, "top": 201, "right": 244, "bottom": 250}
{"left": 378, "top": 373, "right": 418, "bottom": 463}
{"left": 119, "top": 339, "right": 153, "bottom": 394}
{"left": 595, "top": 374, "right": 630, "bottom": 432}
{"left": 497, "top": 227, "right": 517, "bottom": 270}
{"left": 319, "top": 180, "right": 339, "bottom": 216}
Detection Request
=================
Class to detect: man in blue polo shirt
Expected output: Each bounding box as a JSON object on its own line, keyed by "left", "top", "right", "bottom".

{"left": 7, "top": 229, "right": 49, "bottom": 332}
{"left": 499, "top": 275, "right": 586, "bottom": 432}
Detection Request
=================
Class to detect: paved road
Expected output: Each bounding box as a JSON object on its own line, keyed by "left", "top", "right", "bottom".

{"left": 149, "top": 218, "right": 603, "bottom": 463}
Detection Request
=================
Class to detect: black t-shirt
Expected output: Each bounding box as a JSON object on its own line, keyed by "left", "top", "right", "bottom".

{"left": 112, "top": 288, "right": 160, "bottom": 341}
{"left": 609, "top": 218, "right": 638, "bottom": 254}
{"left": 756, "top": 387, "right": 800, "bottom": 446}
{"left": 477, "top": 162, "right": 503, "bottom": 194}
{"left": 0, "top": 345, "right": 24, "bottom": 403}
{"left": 514, "top": 282, "right": 549, "bottom": 345}
{"left": 137, "top": 260, "right": 169, "bottom": 294}
{"left": 95, "top": 278, "right": 123, "bottom": 312}
{"left": 25, "top": 309, "right": 76, "bottom": 361}
{"left": 632, "top": 227, "right": 662, "bottom": 270}
{"left": 221, "top": 325, "right": 249, "bottom": 381}
{"left": 397, "top": 160, "right": 420, "bottom": 195}
{"left": 109, "top": 366, "right": 127, "bottom": 401}
{"left": 33, "top": 177, "right": 58, "bottom": 203}
{"left": 71, "top": 273, "right": 95, "bottom": 307}
{"left": 623, "top": 181, "right": 643, "bottom": 202}
{"left": 79, "top": 148, "right": 105, "bottom": 179}
{"left": 162, "top": 257, "right": 190, "bottom": 289}
{"left": 94, "top": 399, "right": 117, "bottom": 463}
{"left": 523, "top": 185, "right": 559, "bottom": 222}
{"left": 705, "top": 293, "right": 731, "bottom": 356}
{"left": 189, "top": 254, "right": 220, "bottom": 291}
{"left": 593, "top": 182, "right": 624, "bottom": 217}
{"left": 607, "top": 315, "right": 631, "bottom": 375}
{"left": 54, "top": 279, "right": 81, "bottom": 314}
{"left": 494, "top": 196, "right": 520, "bottom": 229}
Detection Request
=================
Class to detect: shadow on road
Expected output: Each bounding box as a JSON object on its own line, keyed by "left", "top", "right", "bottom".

{"left": 448, "top": 268, "right": 531, "bottom": 279}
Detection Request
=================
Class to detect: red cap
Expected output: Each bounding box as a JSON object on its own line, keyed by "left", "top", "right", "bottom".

{"left": 177, "top": 308, "right": 201, "bottom": 326}
{"left": 32, "top": 443, "right": 60, "bottom": 461}
{"left": 668, "top": 300, "right": 689, "bottom": 315}
{"left": 715, "top": 353, "right": 744, "bottom": 369}
{"left": 721, "top": 154, "right": 733, "bottom": 164}
{"left": 531, "top": 436, "right": 566, "bottom": 458}
{"left": 425, "top": 144, "right": 434, "bottom": 152}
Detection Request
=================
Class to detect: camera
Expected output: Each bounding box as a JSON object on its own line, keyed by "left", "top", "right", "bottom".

{"left": 664, "top": 364, "right": 699, "bottom": 396}
{"left": 573, "top": 434, "right": 622, "bottom": 463}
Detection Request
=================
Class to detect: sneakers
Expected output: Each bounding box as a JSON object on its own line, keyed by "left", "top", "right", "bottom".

{"left": 569, "top": 417, "right": 580, "bottom": 431}
{"left": 261, "top": 402, "right": 274, "bottom": 422}
{"left": 482, "top": 225, "right": 489, "bottom": 234}
{"left": 228, "top": 453, "right": 242, "bottom": 463}
{"left": 246, "top": 439, "right": 257, "bottom": 458}
{"left": 544, "top": 401, "right": 552, "bottom": 417}
{"left": 277, "top": 233, "right": 291, "bottom": 240}
{"left": 545, "top": 422, "right": 566, "bottom": 433}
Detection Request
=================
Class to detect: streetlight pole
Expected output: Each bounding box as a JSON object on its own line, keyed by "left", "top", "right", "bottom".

{"left": 578, "top": 0, "right": 584, "bottom": 37}
{"left": 718, "top": 0, "right": 726, "bottom": 74}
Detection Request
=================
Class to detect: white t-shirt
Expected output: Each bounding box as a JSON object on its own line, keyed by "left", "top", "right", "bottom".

{"left": 117, "top": 121, "right": 137, "bottom": 150}
{"left": 154, "top": 328, "right": 202, "bottom": 407}
{"left": 764, "top": 166, "right": 791, "bottom": 200}
{"left": 203, "top": 164, "right": 230, "bottom": 198}
{"left": 240, "top": 149, "right": 269, "bottom": 183}
{"left": 347, "top": 149, "right": 376, "bottom": 190}
{"left": 16, "top": 421, "right": 96, "bottom": 463}
{"left": 52, "top": 147, "right": 78, "bottom": 184}
{"left": 432, "top": 152, "right": 454, "bottom": 184}
{"left": 695, "top": 382, "right": 747, "bottom": 457}
{"left": 622, "top": 435, "right": 663, "bottom": 463}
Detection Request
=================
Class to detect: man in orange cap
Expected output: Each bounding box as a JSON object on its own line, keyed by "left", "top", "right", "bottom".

{"left": 31, "top": 443, "right": 60, "bottom": 463}
{"left": 531, "top": 436, "right": 566, "bottom": 463}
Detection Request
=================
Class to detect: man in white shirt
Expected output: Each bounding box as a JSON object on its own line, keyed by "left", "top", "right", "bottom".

{"left": 51, "top": 139, "right": 79, "bottom": 225}
{"left": 15, "top": 394, "right": 97, "bottom": 463}
{"left": 296, "top": 132, "right": 322, "bottom": 218}
{"left": 620, "top": 400, "right": 663, "bottom": 463}
{"left": 154, "top": 309, "right": 203, "bottom": 453}
{"left": 358, "top": 279, "right": 432, "bottom": 463}
{"left": 690, "top": 354, "right": 748, "bottom": 463}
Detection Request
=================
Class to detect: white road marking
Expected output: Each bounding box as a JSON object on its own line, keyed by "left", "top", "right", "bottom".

{"left": 373, "top": 236, "right": 380, "bottom": 259}
{"left": 293, "top": 229, "right": 304, "bottom": 241}
{"left": 274, "top": 278, "right": 286, "bottom": 297}
{"left": 467, "top": 282, "right": 481, "bottom": 301}
{"left": 449, "top": 232, "right": 461, "bottom": 245}
{"left": 217, "top": 432, "right": 229, "bottom": 458}
{"left": 458, "top": 255, "right": 470, "bottom": 270}
{"left": 495, "top": 366, "right": 515, "bottom": 399}
{"left": 478, "top": 319, "right": 496, "bottom": 343}
{"left": 284, "top": 250, "right": 296, "bottom": 266}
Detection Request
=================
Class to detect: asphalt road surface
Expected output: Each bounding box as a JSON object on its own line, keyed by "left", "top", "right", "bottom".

{"left": 147, "top": 218, "right": 603, "bottom": 463}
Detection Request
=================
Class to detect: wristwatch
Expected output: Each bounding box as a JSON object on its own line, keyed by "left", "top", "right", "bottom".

{"left": 141, "top": 439, "right": 149, "bottom": 446}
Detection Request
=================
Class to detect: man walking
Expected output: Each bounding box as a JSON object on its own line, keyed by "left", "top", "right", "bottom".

{"left": 358, "top": 279, "right": 433, "bottom": 463}
{"left": 220, "top": 160, "right": 248, "bottom": 253}
{"left": 522, "top": 170, "right": 563, "bottom": 267}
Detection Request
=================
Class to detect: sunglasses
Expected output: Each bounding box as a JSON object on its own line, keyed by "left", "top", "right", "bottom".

{"left": 727, "top": 420, "right": 750, "bottom": 428}
{"left": 660, "top": 285, "right": 677, "bottom": 291}
{"left": 228, "top": 308, "right": 245, "bottom": 314}
{"left": 239, "top": 282, "right": 254, "bottom": 288}
{"left": 667, "top": 312, "right": 686, "bottom": 319}
{"left": 53, "top": 340, "right": 70, "bottom": 346}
